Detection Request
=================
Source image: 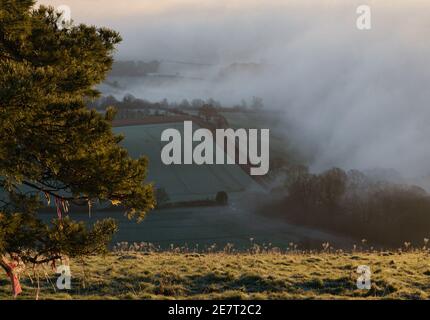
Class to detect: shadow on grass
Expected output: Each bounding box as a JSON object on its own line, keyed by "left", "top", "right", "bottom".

{"left": 4, "top": 271, "right": 399, "bottom": 299}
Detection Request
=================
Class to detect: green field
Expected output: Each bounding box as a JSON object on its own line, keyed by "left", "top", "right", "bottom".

{"left": 114, "top": 123, "right": 263, "bottom": 202}
{"left": 39, "top": 122, "right": 352, "bottom": 249}
{"left": 2, "top": 250, "right": 429, "bottom": 300}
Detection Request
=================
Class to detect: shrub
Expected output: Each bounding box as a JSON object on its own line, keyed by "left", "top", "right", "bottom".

{"left": 216, "top": 191, "right": 229, "bottom": 205}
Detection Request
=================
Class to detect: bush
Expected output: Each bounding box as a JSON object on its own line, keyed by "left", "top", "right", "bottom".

{"left": 216, "top": 191, "right": 228, "bottom": 205}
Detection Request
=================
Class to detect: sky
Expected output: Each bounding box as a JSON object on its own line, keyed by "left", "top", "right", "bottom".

{"left": 36, "top": 0, "right": 430, "bottom": 181}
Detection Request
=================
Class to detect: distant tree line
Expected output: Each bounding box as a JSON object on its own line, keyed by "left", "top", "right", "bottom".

{"left": 89, "top": 94, "right": 222, "bottom": 111}
{"left": 268, "top": 166, "right": 430, "bottom": 246}
{"left": 88, "top": 94, "right": 265, "bottom": 120}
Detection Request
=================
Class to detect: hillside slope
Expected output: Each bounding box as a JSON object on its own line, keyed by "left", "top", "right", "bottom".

{"left": 114, "top": 123, "right": 264, "bottom": 202}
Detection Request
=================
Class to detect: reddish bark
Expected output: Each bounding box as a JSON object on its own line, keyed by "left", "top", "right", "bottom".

{"left": 1, "top": 256, "right": 23, "bottom": 298}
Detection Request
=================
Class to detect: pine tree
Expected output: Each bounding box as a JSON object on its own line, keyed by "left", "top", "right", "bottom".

{"left": 0, "top": 0, "right": 155, "bottom": 295}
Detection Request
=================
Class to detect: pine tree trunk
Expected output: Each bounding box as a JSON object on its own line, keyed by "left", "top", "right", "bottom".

{"left": 1, "top": 255, "right": 23, "bottom": 298}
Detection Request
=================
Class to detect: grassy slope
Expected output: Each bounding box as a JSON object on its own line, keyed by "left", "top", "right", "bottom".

{"left": 1, "top": 251, "right": 430, "bottom": 300}
{"left": 221, "top": 111, "right": 307, "bottom": 165}
{"left": 114, "top": 123, "right": 260, "bottom": 202}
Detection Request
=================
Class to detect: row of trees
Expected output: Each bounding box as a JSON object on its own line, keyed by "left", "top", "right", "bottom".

{"left": 89, "top": 95, "right": 224, "bottom": 112}
{"left": 276, "top": 166, "right": 430, "bottom": 245}
{"left": 89, "top": 94, "right": 264, "bottom": 115}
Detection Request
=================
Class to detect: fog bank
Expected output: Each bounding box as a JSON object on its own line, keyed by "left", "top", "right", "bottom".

{"left": 39, "top": 0, "right": 430, "bottom": 179}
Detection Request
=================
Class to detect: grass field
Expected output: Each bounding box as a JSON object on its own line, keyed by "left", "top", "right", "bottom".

{"left": 2, "top": 249, "right": 430, "bottom": 300}
{"left": 40, "top": 121, "right": 352, "bottom": 250}
{"left": 114, "top": 123, "right": 262, "bottom": 202}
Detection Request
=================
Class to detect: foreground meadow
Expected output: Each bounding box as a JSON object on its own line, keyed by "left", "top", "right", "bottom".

{"left": 1, "top": 248, "right": 430, "bottom": 300}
